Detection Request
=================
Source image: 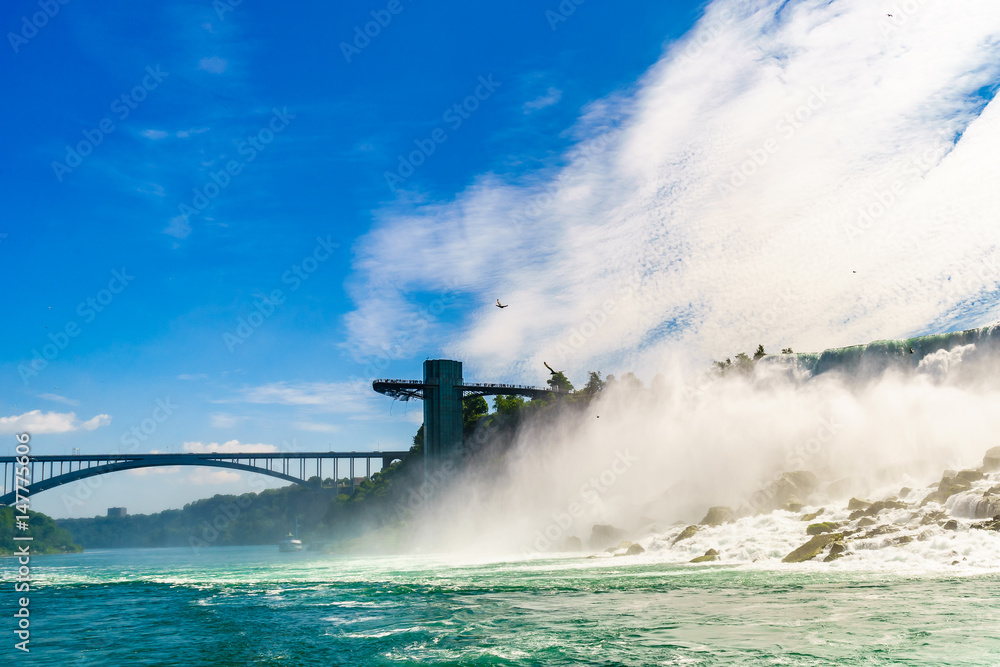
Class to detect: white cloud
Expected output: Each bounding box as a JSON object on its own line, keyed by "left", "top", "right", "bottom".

{"left": 0, "top": 410, "right": 111, "bottom": 434}
{"left": 293, "top": 421, "right": 342, "bottom": 433}
{"left": 37, "top": 393, "right": 79, "bottom": 406}
{"left": 344, "top": 0, "right": 1000, "bottom": 384}
{"left": 523, "top": 87, "right": 562, "bottom": 113}
{"left": 142, "top": 129, "right": 169, "bottom": 140}
{"left": 164, "top": 215, "right": 191, "bottom": 239}
{"left": 182, "top": 440, "right": 279, "bottom": 453}
{"left": 198, "top": 56, "right": 228, "bottom": 74}
{"left": 188, "top": 468, "right": 242, "bottom": 484}
{"left": 235, "top": 380, "right": 380, "bottom": 415}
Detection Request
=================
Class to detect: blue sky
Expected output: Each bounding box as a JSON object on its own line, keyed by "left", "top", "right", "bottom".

{"left": 1, "top": 0, "right": 703, "bottom": 515}
{"left": 5, "top": 0, "right": 1000, "bottom": 518}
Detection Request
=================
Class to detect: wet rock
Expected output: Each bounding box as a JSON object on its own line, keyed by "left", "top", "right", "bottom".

{"left": 560, "top": 536, "right": 583, "bottom": 551}
{"left": 957, "top": 469, "right": 984, "bottom": 482}
{"left": 921, "top": 476, "right": 973, "bottom": 506}
{"left": 860, "top": 525, "right": 898, "bottom": 539}
{"left": 892, "top": 535, "right": 913, "bottom": 546}
{"left": 672, "top": 525, "right": 699, "bottom": 545}
{"left": 756, "top": 472, "right": 819, "bottom": 511}
{"left": 806, "top": 522, "right": 839, "bottom": 536}
{"left": 921, "top": 511, "right": 947, "bottom": 525}
{"left": 864, "top": 500, "right": 908, "bottom": 517}
{"left": 782, "top": 533, "right": 843, "bottom": 563}
{"left": 784, "top": 499, "right": 804, "bottom": 512}
{"left": 943, "top": 520, "right": 959, "bottom": 531}
{"left": 625, "top": 543, "right": 645, "bottom": 556}
{"left": 690, "top": 549, "right": 719, "bottom": 563}
{"left": 607, "top": 540, "right": 634, "bottom": 553}
{"left": 899, "top": 487, "right": 912, "bottom": 498}
{"left": 801, "top": 508, "right": 825, "bottom": 522}
{"left": 848, "top": 510, "right": 867, "bottom": 521}
{"left": 589, "top": 524, "right": 626, "bottom": 549}
{"left": 823, "top": 541, "right": 848, "bottom": 562}
{"left": 983, "top": 447, "right": 1000, "bottom": 472}
{"left": 857, "top": 517, "right": 877, "bottom": 527}
{"left": 971, "top": 515, "right": 1000, "bottom": 531}
{"left": 848, "top": 497, "right": 872, "bottom": 511}
{"left": 699, "top": 506, "right": 734, "bottom": 527}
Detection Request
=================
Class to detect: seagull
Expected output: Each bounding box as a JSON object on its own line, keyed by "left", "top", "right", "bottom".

{"left": 543, "top": 361, "right": 563, "bottom": 374}
{"left": 495, "top": 299, "right": 508, "bottom": 309}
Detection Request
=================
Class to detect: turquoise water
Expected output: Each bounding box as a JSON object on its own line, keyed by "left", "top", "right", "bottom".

{"left": 7, "top": 546, "right": 1000, "bottom": 665}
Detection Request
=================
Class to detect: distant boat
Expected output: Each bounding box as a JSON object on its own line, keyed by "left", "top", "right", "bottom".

{"left": 278, "top": 519, "right": 303, "bottom": 552}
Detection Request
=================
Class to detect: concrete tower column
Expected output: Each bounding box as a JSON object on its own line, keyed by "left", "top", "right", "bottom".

{"left": 422, "top": 359, "right": 464, "bottom": 475}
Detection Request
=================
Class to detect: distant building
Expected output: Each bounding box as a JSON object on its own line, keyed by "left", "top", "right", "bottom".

{"left": 107, "top": 507, "right": 127, "bottom": 517}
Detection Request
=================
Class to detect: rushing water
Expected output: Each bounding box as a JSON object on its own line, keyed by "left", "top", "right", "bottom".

{"left": 6, "top": 545, "right": 1000, "bottom": 665}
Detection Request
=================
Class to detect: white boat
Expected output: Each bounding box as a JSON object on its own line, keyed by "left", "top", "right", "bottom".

{"left": 278, "top": 520, "right": 303, "bottom": 552}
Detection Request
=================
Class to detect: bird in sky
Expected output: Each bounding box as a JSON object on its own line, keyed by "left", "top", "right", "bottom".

{"left": 496, "top": 299, "right": 508, "bottom": 308}
{"left": 543, "top": 361, "right": 563, "bottom": 374}
{"left": 909, "top": 347, "right": 915, "bottom": 354}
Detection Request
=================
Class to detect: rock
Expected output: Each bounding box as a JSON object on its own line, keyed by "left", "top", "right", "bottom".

{"left": 606, "top": 540, "right": 634, "bottom": 553}
{"left": 899, "top": 487, "right": 912, "bottom": 498}
{"left": 699, "top": 506, "right": 734, "bottom": 527}
{"left": 560, "top": 536, "right": 583, "bottom": 551}
{"left": 672, "top": 525, "right": 699, "bottom": 545}
{"left": 848, "top": 510, "right": 867, "bottom": 521}
{"left": 971, "top": 515, "right": 1000, "bottom": 531}
{"left": 943, "top": 520, "right": 959, "bottom": 531}
{"left": 589, "top": 524, "right": 626, "bottom": 549}
{"left": 983, "top": 447, "right": 1000, "bottom": 472}
{"left": 921, "top": 476, "right": 973, "bottom": 507}
{"left": 784, "top": 499, "right": 804, "bottom": 512}
{"left": 783, "top": 471, "right": 820, "bottom": 493}
{"left": 858, "top": 517, "right": 877, "bottom": 527}
{"left": 864, "top": 500, "right": 908, "bottom": 517}
{"left": 625, "top": 543, "right": 645, "bottom": 556}
{"left": 801, "top": 508, "right": 825, "bottom": 522}
{"left": 828, "top": 541, "right": 847, "bottom": 556}
{"left": 755, "top": 471, "right": 819, "bottom": 511}
{"left": 782, "top": 533, "right": 843, "bottom": 563}
{"left": 969, "top": 495, "right": 1000, "bottom": 520}
{"left": 957, "top": 469, "right": 984, "bottom": 482}
{"left": 921, "top": 511, "right": 947, "bottom": 525}
{"left": 690, "top": 549, "right": 719, "bottom": 563}
{"left": 848, "top": 497, "right": 872, "bottom": 511}
{"left": 806, "top": 522, "right": 839, "bottom": 536}
{"left": 893, "top": 535, "right": 913, "bottom": 546}
{"left": 861, "top": 525, "right": 898, "bottom": 539}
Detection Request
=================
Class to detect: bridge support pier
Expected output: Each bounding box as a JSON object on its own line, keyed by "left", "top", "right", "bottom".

{"left": 423, "top": 359, "right": 464, "bottom": 476}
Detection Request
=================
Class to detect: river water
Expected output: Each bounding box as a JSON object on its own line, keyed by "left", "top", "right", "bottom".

{"left": 8, "top": 545, "right": 1000, "bottom": 665}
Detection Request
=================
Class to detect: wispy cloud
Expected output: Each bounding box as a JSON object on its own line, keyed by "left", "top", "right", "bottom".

{"left": 0, "top": 410, "right": 111, "bottom": 434}
{"left": 182, "top": 439, "right": 278, "bottom": 453}
{"left": 523, "top": 86, "right": 562, "bottom": 113}
{"left": 344, "top": 0, "right": 1000, "bottom": 382}
{"left": 293, "top": 421, "right": 342, "bottom": 433}
{"left": 37, "top": 393, "right": 79, "bottom": 406}
{"left": 209, "top": 413, "right": 244, "bottom": 428}
{"left": 233, "top": 380, "right": 380, "bottom": 415}
{"left": 198, "top": 56, "right": 228, "bottom": 74}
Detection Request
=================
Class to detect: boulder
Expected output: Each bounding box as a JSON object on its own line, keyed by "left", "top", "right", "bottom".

{"left": 607, "top": 540, "right": 634, "bottom": 553}
{"left": 943, "top": 520, "right": 958, "bottom": 531}
{"left": 801, "top": 508, "right": 825, "bottom": 522}
{"left": 921, "top": 511, "right": 947, "bottom": 525}
{"left": 971, "top": 515, "right": 1000, "bottom": 531}
{"left": 690, "top": 548, "right": 719, "bottom": 563}
{"left": 823, "top": 541, "right": 847, "bottom": 562}
{"left": 625, "top": 543, "right": 645, "bottom": 556}
{"left": 848, "top": 510, "right": 867, "bottom": 521}
{"left": 672, "top": 525, "right": 699, "bottom": 545}
{"left": 699, "top": 506, "right": 734, "bottom": 527}
{"left": 806, "top": 522, "right": 839, "bottom": 536}
{"left": 560, "top": 536, "right": 583, "bottom": 551}
{"left": 899, "top": 487, "right": 912, "bottom": 498}
{"left": 864, "top": 500, "right": 908, "bottom": 517}
{"left": 983, "top": 447, "right": 1000, "bottom": 472}
{"left": 857, "top": 517, "right": 877, "bottom": 527}
{"left": 921, "top": 476, "right": 972, "bottom": 507}
{"left": 756, "top": 471, "right": 820, "bottom": 511}
{"left": 782, "top": 533, "right": 843, "bottom": 563}
{"left": 957, "top": 469, "right": 984, "bottom": 482}
{"left": 893, "top": 535, "right": 913, "bottom": 546}
{"left": 589, "top": 524, "right": 626, "bottom": 549}
{"left": 847, "top": 497, "right": 872, "bottom": 511}
{"left": 861, "top": 525, "right": 898, "bottom": 539}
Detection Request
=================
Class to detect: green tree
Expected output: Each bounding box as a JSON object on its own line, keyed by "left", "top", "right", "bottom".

{"left": 546, "top": 371, "right": 574, "bottom": 394}
{"left": 581, "top": 371, "right": 606, "bottom": 395}
{"left": 753, "top": 344, "right": 766, "bottom": 361}
{"left": 493, "top": 394, "right": 525, "bottom": 415}
{"left": 463, "top": 396, "right": 489, "bottom": 436}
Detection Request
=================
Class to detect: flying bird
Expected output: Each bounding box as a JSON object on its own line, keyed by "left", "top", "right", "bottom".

{"left": 495, "top": 299, "right": 508, "bottom": 309}
{"left": 543, "top": 361, "right": 563, "bottom": 375}
{"left": 909, "top": 347, "right": 915, "bottom": 354}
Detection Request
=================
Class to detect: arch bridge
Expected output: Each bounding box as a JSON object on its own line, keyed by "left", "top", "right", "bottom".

{"left": 0, "top": 451, "right": 408, "bottom": 506}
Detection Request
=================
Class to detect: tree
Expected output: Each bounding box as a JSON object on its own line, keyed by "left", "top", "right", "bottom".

{"left": 753, "top": 344, "right": 766, "bottom": 361}
{"left": 581, "top": 371, "right": 606, "bottom": 395}
{"left": 546, "top": 371, "right": 574, "bottom": 394}
{"left": 493, "top": 394, "right": 525, "bottom": 416}
{"left": 781, "top": 348, "right": 793, "bottom": 354}
{"left": 463, "top": 396, "right": 489, "bottom": 436}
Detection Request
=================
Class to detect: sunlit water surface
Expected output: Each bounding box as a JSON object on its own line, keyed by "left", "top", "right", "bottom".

{"left": 7, "top": 546, "right": 1000, "bottom": 665}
